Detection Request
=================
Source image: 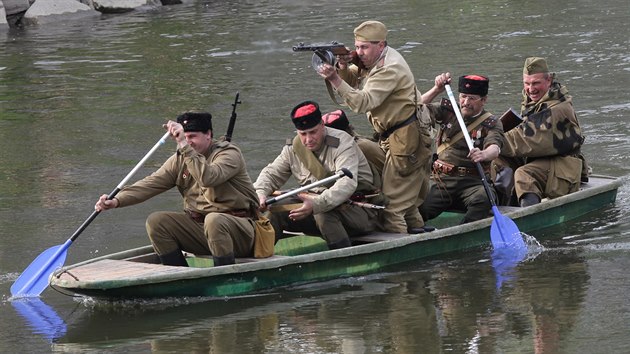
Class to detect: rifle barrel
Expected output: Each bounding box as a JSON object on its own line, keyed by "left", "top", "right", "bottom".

{"left": 225, "top": 92, "right": 241, "bottom": 142}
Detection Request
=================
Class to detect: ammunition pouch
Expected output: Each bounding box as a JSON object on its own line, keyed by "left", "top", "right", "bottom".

{"left": 432, "top": 159, "right": 454, "bottom": 175}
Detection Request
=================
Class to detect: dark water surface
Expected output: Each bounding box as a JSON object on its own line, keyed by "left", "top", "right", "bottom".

{"left": 1, "top": 0, "right": 629, "bottom": 352}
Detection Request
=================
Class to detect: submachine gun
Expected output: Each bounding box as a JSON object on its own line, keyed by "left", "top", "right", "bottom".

{"left": 292, "top": 41, "right": 365, "bottom": 70}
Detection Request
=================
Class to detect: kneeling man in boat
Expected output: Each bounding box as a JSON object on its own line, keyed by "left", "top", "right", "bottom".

{"left": 255, "top": 101, "right": 382, "bottom": 250}
{"left": 95, "top": 112, "right": 259, "bottom": 267}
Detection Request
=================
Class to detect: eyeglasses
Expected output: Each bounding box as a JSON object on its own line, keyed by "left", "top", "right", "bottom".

{"left": 459, "top": 94, "right": 482, "bottom": 102}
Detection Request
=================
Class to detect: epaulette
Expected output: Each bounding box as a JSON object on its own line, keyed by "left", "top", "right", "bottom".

{"left": 324, "top": 135, "right": 340, "bottom": 148}
{"left": 216, "top": 140, "right": 230, "bottom": 148}
{"left": 285, "top": 138, "right": 293, "bottom": 145}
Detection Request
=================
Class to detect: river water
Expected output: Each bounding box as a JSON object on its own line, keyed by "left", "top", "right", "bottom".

{"left": 1, "top": 0, "right": 629, "bottom": 353}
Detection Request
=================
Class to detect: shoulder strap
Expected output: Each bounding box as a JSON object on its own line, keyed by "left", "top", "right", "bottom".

{"left": 437, "top": 111, "right": 492, "bottom": 154}
{"left": 292, "top": 135, "right": 331, "bottom": 180}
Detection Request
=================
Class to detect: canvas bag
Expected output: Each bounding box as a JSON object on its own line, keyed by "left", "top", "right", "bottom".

{"left": 253, "top": 212, "right": 275, "bottom": 258}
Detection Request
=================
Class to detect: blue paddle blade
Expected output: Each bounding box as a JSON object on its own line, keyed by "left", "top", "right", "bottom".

{"left": 11, "top": 243, "right": 69, "bottom": 297}
{"left": 490, "top": 206, "right": 526, "bottom": 251}
{"left": 12, "top": 298, "right": 67, "bottom": 342}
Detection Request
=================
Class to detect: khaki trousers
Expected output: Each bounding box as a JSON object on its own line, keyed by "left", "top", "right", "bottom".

{"left": 145, "top": 211, "right": 255, "bottom": 257}
{"left": 380, "top": 123, "right": 432, "bottom": 233}
{"left": 269, "top": 198, "right": 377, "bottom": 246}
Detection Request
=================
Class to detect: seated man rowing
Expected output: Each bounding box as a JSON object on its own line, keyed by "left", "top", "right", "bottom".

{"left": 95, "top": 112, "right": 259, "bottom": 267}
{"left": 254, "top": 101, "right": 382, "bottom": 250}
{"left": 420, "top": 75, "right": 505, "bottom": 224}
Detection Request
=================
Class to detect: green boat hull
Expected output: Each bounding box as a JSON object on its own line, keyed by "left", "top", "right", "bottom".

{"left": 49, "top": 175, "right": 622, "bottom": 299}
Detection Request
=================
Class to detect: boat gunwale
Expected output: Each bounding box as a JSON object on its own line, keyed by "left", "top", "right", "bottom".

{"left": 50, "top": 174, "right": 622, "bottom": 290}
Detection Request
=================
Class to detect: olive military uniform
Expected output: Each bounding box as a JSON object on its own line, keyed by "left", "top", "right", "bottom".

{"left": 420, "top": 108, "right": 504, "bottom": 223}
{"left": 116, "top": 139, "right": 259, "bottom": 263}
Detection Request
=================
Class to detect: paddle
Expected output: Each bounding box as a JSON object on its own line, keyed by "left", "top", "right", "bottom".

{"left": 11, "top": 132, "right": 171, "bottom": 298}
{"left": 444, "top": 84, "right": 526, "bottom": 251}
{"left": 265, "top": 168, "right": 353, "bottom": 205}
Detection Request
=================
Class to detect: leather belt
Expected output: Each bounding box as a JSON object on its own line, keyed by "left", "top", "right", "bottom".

{"left": 451, "top": 166, "right": 480, "bottom": 177}
{"left": 379, "top": 113, "right": 417, "bottom": 140}
{"left": 433, "top": 160, "right": 481, "bottom": 177}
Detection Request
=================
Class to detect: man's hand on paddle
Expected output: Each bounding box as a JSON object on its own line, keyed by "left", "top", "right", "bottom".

{"left": 95, "top": 194, "right": 119, "bottom": 212}
{"left": 163, "top": 120, "right": 187, "bottom": 149}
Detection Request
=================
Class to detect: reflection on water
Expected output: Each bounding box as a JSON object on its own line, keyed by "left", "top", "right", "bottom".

{"left": 1, "top": 0, "right": 630, "bottom": 352}
{"left": 12, "top": 298, "right": 67, "bottom": 342}
{"left": 3, "top": 245, "right": 593, "bottom": 353}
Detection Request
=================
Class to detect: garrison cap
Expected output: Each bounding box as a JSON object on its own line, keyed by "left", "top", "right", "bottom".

{"left": 354, "top": 20, "right": 387, "bottom": 42}
{"left": 322, "top": 109, "right": 350, "bottom": 132}
{"left": 177, "top": 112, "right": 212, "bottom": 132}
{"left": 291, "top": 101, "right": 322, "bottom": 130}
{"left": 458, "top": 75, "right": 490, "bottom": 97}
{"left": 523, "top": 57, "right": 549, "bottom": 75}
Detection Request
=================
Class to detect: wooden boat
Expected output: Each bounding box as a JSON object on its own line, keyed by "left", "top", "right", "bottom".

{"left": 50, "top": 174, "right": 622, "bottom": 299}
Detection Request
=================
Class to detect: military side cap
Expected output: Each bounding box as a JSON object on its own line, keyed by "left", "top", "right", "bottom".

{"left": 322, "top": 109, "right": 350, "bottom": 131}
{"left": 354, "top": 20, "right": 387, "bottom": 42}
{"left": 291, "top": 101, "right": 322, "bottom": 130}
{"left": 458, "top": 75, "right": 489, "bottom": 97}
{"left": 177, "top": 112, "right": 212, "bottom": 132}
{"left": 523, "top": 57, "right": 549, "bottom": 75}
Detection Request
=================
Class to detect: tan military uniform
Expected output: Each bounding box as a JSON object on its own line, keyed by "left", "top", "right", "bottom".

{"left": 499, "top": 81, "right": 584, "bottom": 201}
{"left": 115, "top": 141, "right": 259, "bottom": 257}
{"left": 355, "top": 135, "right": 385, "bottom": 180}
{"left": 254, "top": 127, "right": 378, "bottom": 247}
{"left": 335, "top": 46, "right": 432, "bottom": 233}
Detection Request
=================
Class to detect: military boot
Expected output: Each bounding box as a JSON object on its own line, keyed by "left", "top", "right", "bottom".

{"left": 327, "top": 238, "right": 352, "bottom": 250}
{"left": 213, "top": 253, "right": 236, "bottom": 266}
{"left": 158, "top": 250, "right": 188, "bottom": 267}
{"left": 519, "top": 193, "right": 541, "bottom": 207}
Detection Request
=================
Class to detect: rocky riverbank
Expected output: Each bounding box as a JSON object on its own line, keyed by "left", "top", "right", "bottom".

{"left": 0, "top": 0, "right": 190, "bottom": 29}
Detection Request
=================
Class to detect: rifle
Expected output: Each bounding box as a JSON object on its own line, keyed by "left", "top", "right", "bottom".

{"left": 292, "top": 41, "right": 365, "bottom": 69}
{"left": 224, "top": 92, "right": 241, "bottom": 142}
{"left": 293, "top": 41, "right": 350, "bottom": 54}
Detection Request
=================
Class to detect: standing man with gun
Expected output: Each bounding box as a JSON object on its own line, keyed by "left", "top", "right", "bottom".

{"left": 314, "top": 20, "right": 449, "bottom": 234}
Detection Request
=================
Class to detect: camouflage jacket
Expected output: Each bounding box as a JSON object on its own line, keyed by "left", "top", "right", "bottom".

{"left": 503, "top": 80, "right": 584, "bottom": 158}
